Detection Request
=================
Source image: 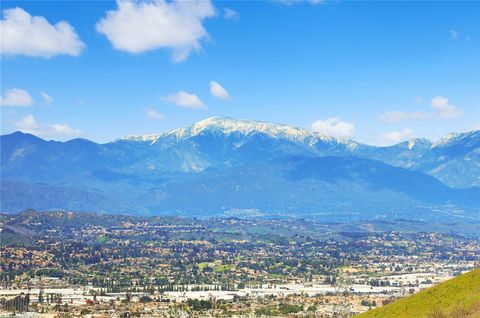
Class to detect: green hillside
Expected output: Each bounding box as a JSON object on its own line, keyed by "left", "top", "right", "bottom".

{"left": 356, "top": 269, "right": 480, "bottom": 318}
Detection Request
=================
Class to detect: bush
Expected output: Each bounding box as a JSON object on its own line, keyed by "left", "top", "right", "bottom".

{"left": 307, "top": 305, "right": 317, "bottom": 312}
{"left": 187, "top": 299, "right": 213, "bottom": 311}
{"left": 139, "top": 296, "right": 153, "bottom": 303}
{"left": 255, "top": 306, "right": 278, "bottom": 316}
{"left": 279, "top": 303, "right": 303, "bottom": 314}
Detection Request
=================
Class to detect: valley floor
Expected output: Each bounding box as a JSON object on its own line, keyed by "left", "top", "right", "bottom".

{"left": 1, "top": 211, "right": 478, "bottom": 317}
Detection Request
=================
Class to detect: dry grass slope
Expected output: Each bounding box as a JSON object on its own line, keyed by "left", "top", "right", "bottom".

{"left": 355, "top": 269, "right": 480, "bottom": 318}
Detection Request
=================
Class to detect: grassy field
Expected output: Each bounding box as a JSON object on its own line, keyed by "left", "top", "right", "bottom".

{"left": 356, "top": 269, "right": 480, "bottom": 318}
{"left": 96, "top": 235, "right": 108, "bottom": 244}
{"left": 214, "top": 264, "right": 234, "bottom": 273}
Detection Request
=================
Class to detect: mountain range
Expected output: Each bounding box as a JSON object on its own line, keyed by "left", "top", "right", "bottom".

{"left": 1, "top": 117, "right": 479, "bottom": 221}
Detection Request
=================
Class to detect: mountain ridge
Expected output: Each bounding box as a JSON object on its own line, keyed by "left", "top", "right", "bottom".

{"left": 3, "top": 117, "right": 478, "bottom": 187}
{"left": 1, "top": 117, "right": 479, "bottom": 218}
{"left": 119, "top": 116, "right": 359, "bottom": 147}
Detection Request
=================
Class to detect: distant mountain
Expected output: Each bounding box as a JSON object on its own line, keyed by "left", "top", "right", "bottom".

{"left": 416, "top": 131, "right": 480, "bottom": 188}
{"left": 1, "top": 180, "right": 144, "bottom": 214}
{"left": 118, "top": 117, "right": 480, "bottom": 188}
{"left": 117, "top": 117, "right": 362, "bottom": 173}
{"left": 1, "top": 117, "right": 479, "bottom": 219}
{"left": 363, "top": 130, "right": 480, "bottom": 188}
{"left": 357, "top": 138, "right": 433, "bottom": 169}
{"left": 136, "top": 156, "right": 479, "bottom": 220}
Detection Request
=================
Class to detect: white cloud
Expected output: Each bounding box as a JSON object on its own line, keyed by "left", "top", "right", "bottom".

{"left": 162, "top": 91, "right": 205, "bottom": 109}
{"left": 209, "top": 81, "right": 230, "bottom": 101}
{"left": 40, "top": 92, "right": 54, "bottom": 105}
{"left": 13, "top": 114, "right": 37, "bottom": 131}
{"left": 0, "top": 88, "right": 33, "bottom": 107}
{"left": 380, "top": 96, "right": 463, "bottom": 123}
{"left": 378, "top": 128, "right": 414, "bottom": 146}
{"left": 50, "top": 124, "right": 81, "bottom": 137}
{"left": 224, "top": 8, "right": 238, "bottom": 19}
{"left": 145, "top": 107, "right": 165, "bottom": 120}
{"left": 96, "top": 0, "right": 215, "bottom": 62}
{"left": 311, "top": 117, "right": 355, "bottom": 138}
{"left": 379, "top": 110, "right": 429, "bottom": 123}
{"left": 414, "top": 96, "right": 423, "bottom": 104}
{"left": 13, "top": 114, "right": 81, "bottom": 138}
{"left": 430, "top": 96, "right": 463, "bottom": 118}
{"left": 0, "top": 7, "right": 84, "bottom": 58}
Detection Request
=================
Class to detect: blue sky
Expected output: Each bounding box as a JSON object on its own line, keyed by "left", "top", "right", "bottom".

{"left": 1, "top": 0, "right": 479, "bottom": 145}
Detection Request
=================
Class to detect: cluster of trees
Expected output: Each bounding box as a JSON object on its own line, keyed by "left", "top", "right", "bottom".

{"left": 38, "top": 290, "right": 62, "bottom": 304}
{"left": 0, "top": 294, "right": 30, "bottom": 312}
{"left": 324, "top": 275, "right": 337, "bottom": 284}
{"left": 0, "top": 273, "right": 16, "bottom": 287}
{"left": 186, "top": 299, "right": 213, "bottom": 311}
{"left": 35, "top": 269, "right": 64, "bottom": 278}
{"left": 369, "top": 279, "right": 391, "bottom": 287}
{"left": 360, "top": 299, "right": 377, "bottom": 307}
{"left": 279, "top": 303, "right": 304, "bottom": 314}
{"left": 254, "top": 303, "right": 304, "bottom": 316}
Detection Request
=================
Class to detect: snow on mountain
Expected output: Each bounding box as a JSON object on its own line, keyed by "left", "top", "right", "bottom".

{"left": 431, "top": 130, "right": 480, "bottom": 149}
{"left": 91, "top": 119, "right": 480, "bottom": 187}
{"left": 407, "top": 138, "right": 432, "bottom": 150}
{"left": 1, "top": 119, "right": 479, "bottom": 217}
{"left": 120, "top": 134, "right": 161, "bottom": 143}
{"left": 121, "top": 116, "right": 360, "bottom": 150}
{"left": 2, "top": 118, "right": 479, "bottom": 189}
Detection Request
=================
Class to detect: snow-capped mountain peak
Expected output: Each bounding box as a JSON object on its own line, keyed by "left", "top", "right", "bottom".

{"left": 432, "top": 130, "right": 480, "bottom": 149}
{"left": 189, "top": 116, "right": 313, "bottom": 140}
{"left": 119, "top": 134, "right": 161, "bottom": 143}
{"left": 406, "top": 138, "right": 432, "bottom": 150}
{"left": 115, "top": 119, "right": 479, "bottom": 159}
{"left": 117, "top": 117, "right": 360, "bottom": 150}
{"left": 167, "top": 116, "right": 357, "bottom": 146}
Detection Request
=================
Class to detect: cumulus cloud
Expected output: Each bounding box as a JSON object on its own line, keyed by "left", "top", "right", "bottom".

{"left": 13, "top": 114, "right": 81, "bottom": 138}
{"left": 223, "top": 8, "right": 238, "bottom": 19}
{"left": 96, "top": 0, "right": 215, "bottom": 62}
{"left": 145, "top": 107, "right": 165, "bottom": 120}
{"left": 209, "top": 81, "right": 230, "bottom": 101}
{"left": 311, "top": 117, "right": 355, "bottom": 138}
{"left": 380, "top": 96, "right": 463, "bottom": 123}
{"left": 40, "top": 92, "right": 54, "bottom": 105}
{"left": 162, "top": 91, "right": 205, "bottom": 109}
{"left": 379, "top": 110, "right": 429, "bottom": 123}
{"left": 378, "top": 128, "right": 414, "bottom": 146}
{"left": 430, "top": 96, "right": 463, "bottom": 118}
{"left": 0, "top": 88, "right": 33, "bottom": 107}
{"left": 0, "top": 7, "right": 84, "bottom": 58}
